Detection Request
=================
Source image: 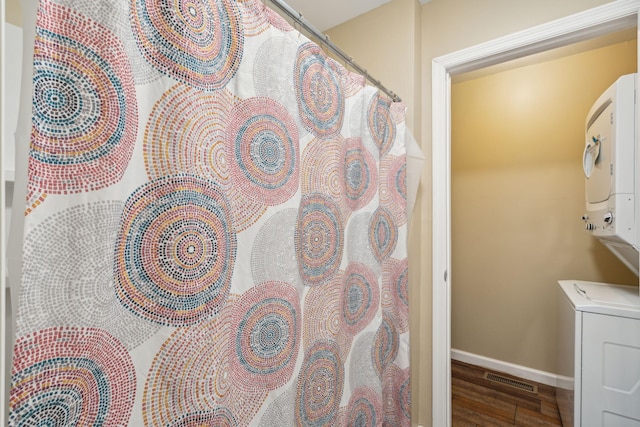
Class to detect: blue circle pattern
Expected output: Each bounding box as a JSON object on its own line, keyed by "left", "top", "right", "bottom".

{"left": 297, "top": 341, "right": 344, "bottom": 427}
{"left": 296, "top": 44, "right": 344, "bottom": 136}
{"left": 117, "top": 176, "right": 236, "bottom": 326}
{"left": 168, "top": 407, "right": 238, "bottom": 427}
{"left": 32, "top": 30, "right": 127, "bottom": 165}
{"left": 133, "top": 0, "right": 243, "bottom": 91}
{"left": 124, "top": 192, "right": 228, "bottom": 306}
{"left": 296, "top": 195, "right": 344, "bottom": 285}
{"left": 396, "top": 163, "right": 407, "bottom": 201}
{"left": 345, "top": 274, "right": 372, "bottom": 326}
{"left": 350, "top": 398, "right": 377, "bottom": 427}
{"left": 397, "top": 268, "right": 409, "bottom": 307}
{"left": 236, "top": 297, "right": 297, "bottom": 375}
{"left": 235, "top": 114, "right": 296, "bottom": 189}
{"left": 345, "top": 160, "right": 369, "bottom": 201}
{"left": 11, "top": 358, "right": 111, "bottom": 426}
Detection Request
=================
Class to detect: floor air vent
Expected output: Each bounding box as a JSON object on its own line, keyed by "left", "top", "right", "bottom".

{"left": 483, "top": 372, "right": 538, "bottom": 394}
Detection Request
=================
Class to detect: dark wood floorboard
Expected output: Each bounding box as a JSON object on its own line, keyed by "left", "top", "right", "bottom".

{"left": 452, "top": 360, "right": 563, "bottom": 426}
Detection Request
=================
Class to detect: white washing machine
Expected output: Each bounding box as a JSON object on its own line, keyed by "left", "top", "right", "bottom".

{"left": 557, "top": 280, "right": 640, "bottom": 426}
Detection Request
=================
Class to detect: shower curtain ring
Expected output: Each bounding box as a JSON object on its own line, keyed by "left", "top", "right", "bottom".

{"left": 294, "top": 18, "right": 302, "bottom": 38}
{"left": 343, "top": 56, "right": 352, "bottom": 70}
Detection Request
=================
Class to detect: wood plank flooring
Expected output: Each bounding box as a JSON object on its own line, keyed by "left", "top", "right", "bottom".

{"left": 452, "top": 360, "right": 563, "bottom": 426}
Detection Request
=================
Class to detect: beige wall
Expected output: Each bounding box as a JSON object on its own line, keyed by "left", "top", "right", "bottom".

{"left": 452, "top": 40, "right": 638, "bottom": 373}
{"left": 6, "top": 0, "right": 21, "bottom": 27}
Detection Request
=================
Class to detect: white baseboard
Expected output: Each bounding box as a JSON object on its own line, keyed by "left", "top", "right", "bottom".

{"left": 451, "top": 349, "right": 560, "bottom": 388}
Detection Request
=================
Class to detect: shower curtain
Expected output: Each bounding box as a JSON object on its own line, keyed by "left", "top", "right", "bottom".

{"left": 9, "top": 0, "right": 411, "bottom": 425}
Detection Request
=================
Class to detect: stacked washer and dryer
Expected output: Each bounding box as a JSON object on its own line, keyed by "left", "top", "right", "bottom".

{"left": 557, "top": 74, "right": 640, "bottom": 426}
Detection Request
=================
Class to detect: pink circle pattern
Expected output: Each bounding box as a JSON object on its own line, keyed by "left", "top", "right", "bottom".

{"left": 237, "top": 0, "right": 271, "bottom": 36}
{"left": 341, "top": 263, "right": 380, "bottom": 336}
{"left": 10, "top": 327, "right": 136, "bottom": 427}
{"left": 295, "top": 194, "right": 344, "bottom": 286}
{"left": 29, "top": 0, "right": 137, "bottom": 195}
{"left": 131, "top": 0, "right": 244, "bottom": 91}
{"left": 383, "top": 364, "right": 411, "bottom": 426}
{"left": 343, "top": 137, "right": 378, "bottom": 212}
{"left": 343, "top": 386, "right": 383, "bottom": 427}
{"left": 382, "top": 258, "right": 410, "bottom": 334}
{"left": 303, "top": 275, "right": 354, "bottom": 361}
{"left": 144, "top": 84, "right": 234, "bottom": 188}
{"left": 230, "top": 282, "right": 301, "bottom": 392}
{"left": 295, "top": 42, "right": 344, "bottom": 137}
{"left": 226, "top": 97, "right": 299, "bottom": 205}
{"left": 295, "top": 340, "right": 344, "bottom": 427}
{"left": 369, "top": 206, "right": 398, "bottom": 264}
{"left": 301, "top": 137, "right": 349, "bottom": 221}
{"left": 114, "top": 175, "right": 236, "bottom": 326}
{"left": 380, "top": 154, "right": 408, "bottom": 226}
{"left": 142, "top": 300, "right": 270, "bottom": 427}
{"left": 368, "top": 93, "right": 396, "bottom": 156}
{"left": 16, "top": 1, "right": 411, "bottom": 426}
{"left": 372, "top": 312, "right": 399, "bottom": 380}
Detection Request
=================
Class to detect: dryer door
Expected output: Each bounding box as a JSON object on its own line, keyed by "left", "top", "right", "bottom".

{"left": 585, "top": 101, "right": 613, "bottom": 204}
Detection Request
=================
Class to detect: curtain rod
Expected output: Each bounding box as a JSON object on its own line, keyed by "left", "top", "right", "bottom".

{"left": 266, "top": 0, "right": 402, "bottom": 103}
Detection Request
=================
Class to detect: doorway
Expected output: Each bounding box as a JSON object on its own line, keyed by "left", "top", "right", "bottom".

{"left": 431, "top": 2, "right": 640, "bottom": 425}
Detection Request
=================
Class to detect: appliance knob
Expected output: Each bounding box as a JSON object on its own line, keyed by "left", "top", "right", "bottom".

{"left": 581, "top": 214, "right": 589, "bottom": 222}
{"left": 603, "top": 212, "right": 613, "bottom": 224}
{"left": 586, "top": 223, "right": 596, "bottom": 231}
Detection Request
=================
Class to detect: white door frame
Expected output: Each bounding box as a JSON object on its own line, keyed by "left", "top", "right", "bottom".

{"left": 431, "top": 1, "right": 640, "bottom": 424}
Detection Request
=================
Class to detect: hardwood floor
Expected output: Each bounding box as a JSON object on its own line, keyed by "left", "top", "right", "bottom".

{"left": 451, "top": 360, "right": 563, "bottom": 426}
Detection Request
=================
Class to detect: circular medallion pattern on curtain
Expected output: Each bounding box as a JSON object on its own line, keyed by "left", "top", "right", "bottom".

{"left": 341, "top": 263, "right": 379, "bottom": 336}
{"left": 383, "top": 258, "right": 410, "bottom": 334}
{"left": 52, "top": 0, "right": 159, "bottom": 85}
{"left": 295, "top": 42, "right": 344, "bottom": 137}
{"left": 115, "top": 175, "right": 236, "bottom": 326}
{"left": 144, "top": 84, "right": 234, "bottom": 188}
{"left": 251, "top": 209, "right": 304, "bottom": 293}
{"left": 380, "top": 154, "right": 408, "bottom": 226}
{"left": 131, "top": 0, "right": 244, "bottom": 91}
{"left": 237, "top": 0, "right": 271, "bottom": 37}
{"left": 295, "top": 193, "right": 344, "bottom": 286}
{"left": 372, "top": 312, "right": 399, "bottom": 379}
{"left": 226, "top": 97, "right": 299, "bottom": 205}
{"left": 303, "top": 276, "right": 354, "bottom": 361}
{"left": 369, "top": 206, "right": 398, "bottom": 263}
{"left": 383, "top": 364, "right": 411, "bottom": 425}
{"left": 343, "top": 137, "right": 377, "bottom": 212}
{"left": 19, "top": 201, "right": 161, "bottom": 350}
{"left": 166, "top": 407, "right": 237, "bottom": 427}
{"left": 301, "top": 137, "right": 349, "bottom": 222}
{"left": 230, "top": 282, "right": 301, "bottom": 392}
{"left": 142, "top": 302, "right": 267, "bottom": 426}
{"left": 343, "top": 387, "right": 382, "bottom": 427}
{"left": 296, "top": 340, "right": 344, "bottom": 427}
{"left": 367, "top": 93, "right": 396, "bottom": 156}
{"left": 253, "top": 36, "right": 301, "bottom": 129}
{"left": 29, "top": 0, "right": 137, "bottom": 195}
{"left": 9, "top": 327, "right": 136, "bottom": 427}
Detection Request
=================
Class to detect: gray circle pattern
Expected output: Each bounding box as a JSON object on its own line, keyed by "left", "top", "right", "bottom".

{"left": 18, "top": 201, "right": 161, "bottom": 349}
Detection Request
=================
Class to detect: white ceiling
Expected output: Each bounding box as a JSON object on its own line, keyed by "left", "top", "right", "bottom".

{"left": 282, "top": 0, "right": 391, "bottom": 31}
